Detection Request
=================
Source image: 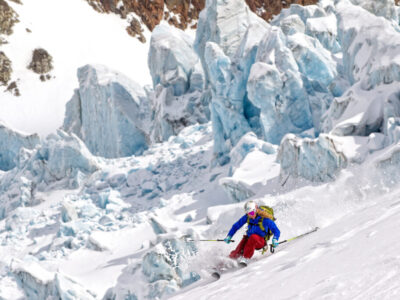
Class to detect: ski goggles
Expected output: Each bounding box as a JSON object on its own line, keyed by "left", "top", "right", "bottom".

{"left": 247, "top": 210, "right": 256, "bottom": 216}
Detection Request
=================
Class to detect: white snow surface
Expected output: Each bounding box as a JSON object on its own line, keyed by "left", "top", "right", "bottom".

{"left": 172, "top": 193, "right": 400, "bottom": 299}
{"left": 1, "top": 0, "right": 152, "bottom": 137}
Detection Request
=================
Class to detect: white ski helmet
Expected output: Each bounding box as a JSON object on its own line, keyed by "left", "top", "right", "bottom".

{"left": 244, "top": 200, "right": 257, "bottom": 213}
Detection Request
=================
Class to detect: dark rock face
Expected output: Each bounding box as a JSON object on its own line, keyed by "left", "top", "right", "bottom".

{"left": 164, "top": 0, "right": 204, "bottom": 29}
{"left": 0, "top": 0, "right": 19, "bottom": 35}
{"left": 28, "top": 48, "right": 53, "bottom": 75}
{"left": 126, "top": 17, "right": 146, "bottom": 42}
{"left": 6, "top": 81, "right": 20, "bottom": 96}
{"left": 86, "top": 0, "right": 205, "bottom": 31}
{"left": 0, "top": 51, "right": 11, "bottom": 85}
{"left": 86, "top": 0, "right": 165, "bottom": 37}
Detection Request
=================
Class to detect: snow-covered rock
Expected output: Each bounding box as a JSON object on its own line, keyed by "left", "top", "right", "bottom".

{"left": 63, "top": 64, "right": 151, "bottom": 158}
{"left": 0, "top": 123, "right": 40, "bottom": 171}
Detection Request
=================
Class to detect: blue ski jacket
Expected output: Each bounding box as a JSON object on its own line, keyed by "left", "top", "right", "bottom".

{"left": 228, "top": 214, "right": 280, "bottom": 240}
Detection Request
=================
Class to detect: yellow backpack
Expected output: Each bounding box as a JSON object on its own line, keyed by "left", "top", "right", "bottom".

{"left": 247, "top": 205, "right": 276, "bottom": 241}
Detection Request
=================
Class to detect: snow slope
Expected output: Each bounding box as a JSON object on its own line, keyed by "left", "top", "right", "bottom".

{"left": 171, "top": 194, "right": 400, "bottom": 299}
{"left": 1, "top": 0, "right": 151, "bottom": 137}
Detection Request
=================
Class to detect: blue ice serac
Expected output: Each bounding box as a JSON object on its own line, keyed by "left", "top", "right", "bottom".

{"left": 60, "top": 0, "right": 400, "bottom": 178}
{"left": 0, "top": 123, "right": 40, "bottom": 171}
{"left": 63, "top": 64, "right": 152, "bottom": 158}
{"left": 148, "top": 24, "right": 210, "bottom": 143}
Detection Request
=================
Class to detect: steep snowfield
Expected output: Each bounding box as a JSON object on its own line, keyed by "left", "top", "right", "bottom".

{"left": 172, "top": 193, "right": 400, "bottom": 299}
{"left": 1, "top": 0, "right": 152, "bottom": 137}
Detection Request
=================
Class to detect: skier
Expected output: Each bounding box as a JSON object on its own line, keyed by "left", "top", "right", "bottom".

{"left": 224, "top": 200, "right": 280, "bottom": 265}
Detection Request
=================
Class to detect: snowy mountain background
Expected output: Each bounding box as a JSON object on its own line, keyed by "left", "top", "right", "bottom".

{"left": 1, "top": 0, "right": 400, "bottom": 299}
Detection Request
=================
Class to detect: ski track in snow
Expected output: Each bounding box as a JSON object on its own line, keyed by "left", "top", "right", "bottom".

{"left": 171, "top": 193, "right": 400, "bottom": 300}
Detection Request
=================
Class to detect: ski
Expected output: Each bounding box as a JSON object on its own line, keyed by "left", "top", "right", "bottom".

{"left": 211, "top": 259, "right": 247, "bottom": 280}
{"left": 212, "top": 227, "right": 319, "bottom": 279}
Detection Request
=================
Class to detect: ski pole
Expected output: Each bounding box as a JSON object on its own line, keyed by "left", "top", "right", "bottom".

{"left": 186, "top": 239, "right": 235, "bottom": 242}
{"left": 270, "top": 227, "right": 319, "bottom": 253}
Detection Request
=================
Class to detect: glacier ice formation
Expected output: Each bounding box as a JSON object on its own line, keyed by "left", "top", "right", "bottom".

{"left": 63, "top": 64, "right": 152, "bottom": 158}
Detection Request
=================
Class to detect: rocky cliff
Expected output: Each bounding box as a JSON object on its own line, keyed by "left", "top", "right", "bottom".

{"left": 0, "top": 0, "right": 18, "bottom": 37}
{"left": 0, "top": 0, "right": 18, "bottom": 94}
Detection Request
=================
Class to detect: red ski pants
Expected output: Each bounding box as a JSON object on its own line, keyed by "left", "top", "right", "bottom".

{"left": 229, "top": 234, "right": 266, "bottom": 259}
